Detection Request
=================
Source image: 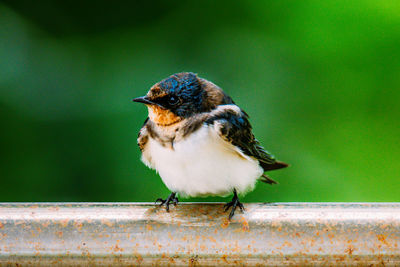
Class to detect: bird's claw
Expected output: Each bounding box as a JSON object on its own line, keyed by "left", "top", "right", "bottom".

{"left": 224, "top": 200, "right": 244, "bottom": 212}
{"left": 224, "top": 189, "right": 245, "bottom": 220}
{"left": 155, "top": 192, "right": 178, "bottom": 212}
{"left": 155, "top": 198, "right": 165, "bottom": 204}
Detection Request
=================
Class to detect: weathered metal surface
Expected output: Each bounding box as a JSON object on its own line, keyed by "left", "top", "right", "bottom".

{"left": 0, "top": 202, "right": 399, "bottom": 266}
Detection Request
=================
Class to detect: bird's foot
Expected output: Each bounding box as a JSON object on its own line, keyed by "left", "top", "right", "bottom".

{"left": 224, "top": 189, "right": 245, "bottom": 220}
{"left": 155, "top": 192, "right": 178, "bottom": 212}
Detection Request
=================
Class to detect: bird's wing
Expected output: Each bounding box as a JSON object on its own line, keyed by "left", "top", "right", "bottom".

{"left": 137, "top": 117, "right": 149, "bottom": 152}
{"left": 137, "top": 117, "right": 157, "bottom": 169}
{"left": 205, "top": 105, "right": 288, "bottom": 174}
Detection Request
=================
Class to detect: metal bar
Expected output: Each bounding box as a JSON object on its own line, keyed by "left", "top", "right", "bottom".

{"left": 0, "top": 202, "right": 399, "bottom": 266}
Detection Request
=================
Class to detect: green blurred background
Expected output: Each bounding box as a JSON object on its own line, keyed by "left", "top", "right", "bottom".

{"left": 1, "top": 1, "right": 399, "bottom": 202}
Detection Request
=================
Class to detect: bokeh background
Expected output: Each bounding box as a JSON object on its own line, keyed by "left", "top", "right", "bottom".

{"left": 1, "top": 1, "right": 399, "bottom": 202}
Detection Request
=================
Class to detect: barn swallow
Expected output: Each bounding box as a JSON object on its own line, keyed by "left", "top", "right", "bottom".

{"left": 133, "top": 72, "right": 288, "bottom": 219}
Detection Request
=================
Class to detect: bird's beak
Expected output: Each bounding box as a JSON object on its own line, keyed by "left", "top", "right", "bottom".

{"left": 132, "top": 96, "right": 154, "bottom": 105}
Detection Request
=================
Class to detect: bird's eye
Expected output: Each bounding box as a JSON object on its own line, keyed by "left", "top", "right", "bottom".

{"left": 168, "top": 96, "right": 180, "bottom": 106}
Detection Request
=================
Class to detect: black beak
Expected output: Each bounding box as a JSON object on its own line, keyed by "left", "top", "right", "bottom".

{"left": 132, "top": 96, "right": 154, "bottom": 105}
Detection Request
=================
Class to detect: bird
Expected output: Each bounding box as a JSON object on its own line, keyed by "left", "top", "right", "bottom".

{"left": 133, "top": 72, "right": 288, "bottom": 219}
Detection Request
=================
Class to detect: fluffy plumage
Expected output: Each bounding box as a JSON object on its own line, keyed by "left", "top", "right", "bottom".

{"left": 141, "top": 105, "right": 263, "bottom": 197}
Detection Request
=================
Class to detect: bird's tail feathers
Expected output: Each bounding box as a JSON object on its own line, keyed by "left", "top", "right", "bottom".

{"left": 259, "top": 174, "right": 279, "bottom": 185}
{"left": 260, "top": 161, "right": 289, "bottom": 171}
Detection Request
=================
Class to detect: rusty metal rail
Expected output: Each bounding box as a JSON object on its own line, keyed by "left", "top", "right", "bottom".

{"left": 0, "top": 202, "right": 399, "bottom": 266}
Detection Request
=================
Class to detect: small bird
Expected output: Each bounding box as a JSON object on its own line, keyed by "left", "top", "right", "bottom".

{"left": 133, "top": 72, "right": 288, "bottom": 219}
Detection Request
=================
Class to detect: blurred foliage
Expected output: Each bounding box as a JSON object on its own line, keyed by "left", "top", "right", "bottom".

{"left": 0, "top": 1, "right": 399, "bottom": 202}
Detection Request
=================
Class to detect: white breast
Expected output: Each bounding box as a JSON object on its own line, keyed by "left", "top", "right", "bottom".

{"left": 142, "top": 125, "right": 263, "bottom": 198}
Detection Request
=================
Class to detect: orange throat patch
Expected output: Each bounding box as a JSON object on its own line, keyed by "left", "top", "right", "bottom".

{"left": 147, "top": 105, "right": 182, "bottom": 126}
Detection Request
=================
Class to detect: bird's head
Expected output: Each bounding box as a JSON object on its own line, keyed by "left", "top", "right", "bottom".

{"left": 133, "top": 72, "right": 230, "bottom": 126}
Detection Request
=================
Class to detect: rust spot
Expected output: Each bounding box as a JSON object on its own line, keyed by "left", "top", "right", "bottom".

{"left": 113, "top": 243, "right": 124, "bottom": 252}
{"left": 239, "top": 217, "right": 250, "bottom": 232}
{"left": 283, "top": 241, "right": 292, "bottom": 247}
{"left": 221, "top": 254, "right": 229, "bottom": 263}
{"left": 345, "top": 245, "right": 355, "bottom": 255}
{"left": 59, "top": 219, "right": 69, "bottom": 228}
{"left": 0, "top": 222, "right": 3, "bottom": 229}
{"left": 209, "top": 236, "right": 216, "bottom": 243}
{"left": 135, "top": 254, "right": 143, "bottom": 264}
{"left": 146, "top": 224, "right": 153, "bottom": 231}
{"left": 188, "top": 256, "right": 198, "bottom": 267}
{"left": 41, "top": 221, "right": 50, "bottom": 228}
{"left": 377, "top": 234, "right": 390, "bottom": 246}
{"left": 55, "top": 231, "right": 63, "bottom": 238}
{"left": 100, "top": 219, "right": 114, "bottom": 228}
{"left": 73, "top": 221, "right": 83, "bottom": 231}
{"left": 220, "top": 218, "right": 230, "bottom": 229}
{"left": 0, "top": 233, "right": 7, "bottom": 241}
{"left": 168, "top": 232, "right": 174, "bottom": 240}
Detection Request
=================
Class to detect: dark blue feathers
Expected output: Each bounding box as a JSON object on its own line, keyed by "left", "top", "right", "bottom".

{"left": 157, "top": 72, "right": 205, "bottom": 117}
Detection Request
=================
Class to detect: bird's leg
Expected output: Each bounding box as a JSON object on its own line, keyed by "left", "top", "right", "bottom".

{"left": 155, "top": 192, "right": 179, "bottom": 212}
{"left": 224, "top": 189, "right": 245, "bottom": 220}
